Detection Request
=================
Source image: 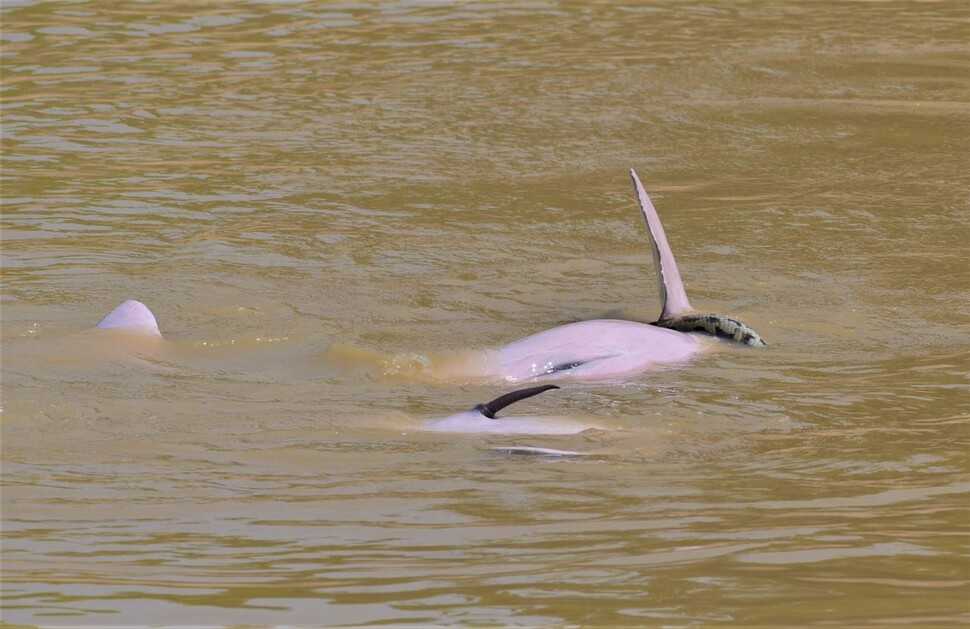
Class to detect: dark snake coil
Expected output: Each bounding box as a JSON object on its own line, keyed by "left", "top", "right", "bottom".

{"left": 656, "top": 313, "right": 766, "bottom": 347}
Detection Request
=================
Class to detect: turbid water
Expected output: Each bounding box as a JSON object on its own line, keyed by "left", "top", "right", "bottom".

{"left": 2, "top": 1, "right": 968, "bottom": 627}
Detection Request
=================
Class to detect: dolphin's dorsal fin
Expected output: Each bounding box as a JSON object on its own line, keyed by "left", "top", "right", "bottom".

{"left": 630, "top": 169, "right": 692, "bottom": 319}
{"left": 96, "top": 300, "right": 162, "bottom": 336}
{"left": 474, "top": 384, "right": 560, "bottom": 419}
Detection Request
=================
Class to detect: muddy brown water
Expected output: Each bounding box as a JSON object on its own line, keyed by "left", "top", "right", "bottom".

{"left": 2, "top": 2, "right": 968, "bottom": 626}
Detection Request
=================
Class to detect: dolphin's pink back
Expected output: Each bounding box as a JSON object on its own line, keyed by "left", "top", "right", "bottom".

{"left": 96, "top": 300, "right": 161, "bottom": 336}
{"left": 492, "top": 319, "right": 698, "bottom": 382}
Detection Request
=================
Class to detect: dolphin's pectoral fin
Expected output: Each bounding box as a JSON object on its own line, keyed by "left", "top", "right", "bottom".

{"left": 656, "top": 313, "right": 766, "bottom": 347}
{"left": 630, "top": 169, "right": 766, "bottom": 348}
{"left": 426, "top": 385, "right": 586, "bottom": 434}
{"left": 630, "top": 169, "right": 692, "bottom": 320}
{"left": 477, "top": 384, "right": 560, "bottom": 419}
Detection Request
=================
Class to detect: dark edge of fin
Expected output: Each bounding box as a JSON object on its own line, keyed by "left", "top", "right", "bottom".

{"left": 474, "top": 384, "right": 561, "bottom": 419}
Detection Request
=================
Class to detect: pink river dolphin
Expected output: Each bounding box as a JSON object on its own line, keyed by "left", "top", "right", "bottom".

{"left": 93, "top": 169, "right": 764, "bottom": 442}
{"left": 100, "top": 170, "right": 763, "bottom": 387}
{"left": 424, "top": 169, "right": 765, "bottom": 383}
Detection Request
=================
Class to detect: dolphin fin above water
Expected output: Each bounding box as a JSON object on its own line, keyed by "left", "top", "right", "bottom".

{"left": 424, "top": 384, "right": 597, "bottom": 434}
{"left": 96, "top": 300, "right": 162, "bottom": 337}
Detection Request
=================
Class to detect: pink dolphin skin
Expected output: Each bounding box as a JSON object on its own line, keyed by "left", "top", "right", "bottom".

{"left": 485, "top": 319, "right": 697, "bottom": 382}
{"left": 96, "top": 299, "right": 162, "bottom": 337}
{"left": 473, "top": 169, "right": 707, "bottom": 383}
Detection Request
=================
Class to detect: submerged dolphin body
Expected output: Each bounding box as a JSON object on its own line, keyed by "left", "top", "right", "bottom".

{"left": 458, "top": 169, "right": 764, "bottom": 384}
{"left": 89, "top": 305, "right": 593, "bottom": 435}
{"left": 424, "top": 384, "right": 597, "bottom": 435}
{"left": 489, "top": 445, "right": 587, "bottom": 456}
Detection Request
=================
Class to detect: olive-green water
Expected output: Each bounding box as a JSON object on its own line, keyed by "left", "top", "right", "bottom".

{"left": 2, "top": 2, "right": 968, "bottom": 627}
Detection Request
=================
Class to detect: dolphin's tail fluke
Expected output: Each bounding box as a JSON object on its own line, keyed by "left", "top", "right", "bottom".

{"left": 474, "top": 384, "right": 560, "bottom": 419}
{"left": 96, "top": 300, "right": 162, "bottom": 337}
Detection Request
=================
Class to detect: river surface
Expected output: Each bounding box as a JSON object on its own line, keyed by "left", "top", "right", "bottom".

{"left": 2, "top": 1, "right": 968, "bottom": 627}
